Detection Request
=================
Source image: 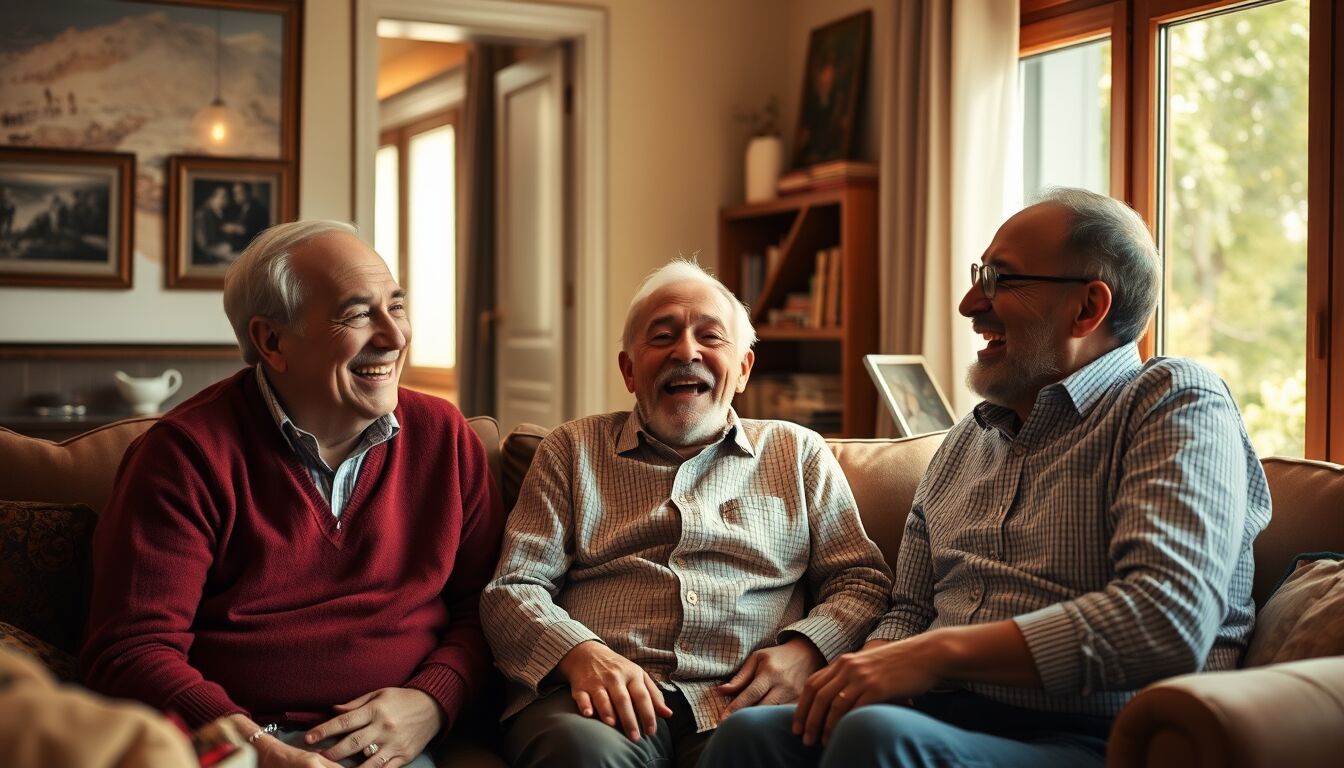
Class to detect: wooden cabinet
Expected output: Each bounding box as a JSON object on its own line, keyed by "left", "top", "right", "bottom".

{"left": 719, "top": 180, "right": 878, "bottom": 437}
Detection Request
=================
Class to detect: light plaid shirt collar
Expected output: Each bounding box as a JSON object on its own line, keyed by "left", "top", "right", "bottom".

{"left": 620, "top": 405, "right": 756, "bottom": 459}
{"left": 253, "top": 365, "right": 398, "bottom": 516}
{"left": 972, "top": 344, "right": 1142, "bottom": 436}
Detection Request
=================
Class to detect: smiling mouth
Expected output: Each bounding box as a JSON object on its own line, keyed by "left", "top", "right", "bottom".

{"left": 664, "top": 379, "right": 711, "bottom": 396}
{"left": 351, "top": 362, "right": 396, "bottom": 380}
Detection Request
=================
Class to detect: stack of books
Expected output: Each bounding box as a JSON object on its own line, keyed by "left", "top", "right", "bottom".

{"left": 777, "top": 160, "right": 878, "bottom": 195}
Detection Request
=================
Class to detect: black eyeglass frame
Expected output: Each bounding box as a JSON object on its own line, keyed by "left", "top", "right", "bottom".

{"left": 970, "top": 263, "right": 1095, "bottom": 299}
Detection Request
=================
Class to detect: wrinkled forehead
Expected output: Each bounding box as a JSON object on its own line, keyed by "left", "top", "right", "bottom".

{"left": 636, "top": 281, "right": 735, "bottom": 331}
{"left": 292, "top": 232, "right": 400, "bottom": 305}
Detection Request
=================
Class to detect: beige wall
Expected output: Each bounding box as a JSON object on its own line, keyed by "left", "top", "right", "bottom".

{"left": 299, "top": 0, "right": 353, "bottom": 222}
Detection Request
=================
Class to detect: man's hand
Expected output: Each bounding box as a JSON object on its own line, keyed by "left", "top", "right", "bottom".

{"left": 555, "top": 640, "right": 673, "bottom": 742}
{"left": 305, "top": 687, "right": 443, "bottom": 767}
{"left": 220, "top": 714, "right": 340, "bottom": 768}
{"left": 792, "top": 637, "right": 941, "bottom": 747}
{"left": 717, "top": 636, "right": 826, "bottom": 719}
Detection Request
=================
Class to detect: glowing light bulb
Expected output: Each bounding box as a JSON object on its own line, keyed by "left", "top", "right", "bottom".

{"left": 191, "top": 97, "right": 242, "bottom": 151}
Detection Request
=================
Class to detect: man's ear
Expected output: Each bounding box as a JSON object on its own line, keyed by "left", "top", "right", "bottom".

{"left": 1071, "top": 280, "right": 1113, "bottom": 339}
{"left": 618, "top": 350, "right": 636, "bottom": 394}
{"left": 248, "top": 316, "right": 288, "bottom": 374}
{"left": 735, "top": 349, "right": 755, "bottom": 393}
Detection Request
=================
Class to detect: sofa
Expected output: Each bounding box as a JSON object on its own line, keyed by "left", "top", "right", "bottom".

{"left": 2, "top": 414, "right": 1343, "bottom": 767}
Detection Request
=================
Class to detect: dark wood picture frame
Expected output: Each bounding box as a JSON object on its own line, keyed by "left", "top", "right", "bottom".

{"left": 0, "top": 147, "right": 135, "bottom": 289}
{"left": 166, "top": 155, "right": 292, "bottom": 289}
{"left": 148, "top": 0, "right": 304, "bottom": 167}
{"left": 791, "top": 10, "right": 872, "bottom": 169}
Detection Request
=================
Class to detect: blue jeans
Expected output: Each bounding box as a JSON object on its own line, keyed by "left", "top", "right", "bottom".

{"left": 700, "top": 690, "right": 1109, "bottom": 768}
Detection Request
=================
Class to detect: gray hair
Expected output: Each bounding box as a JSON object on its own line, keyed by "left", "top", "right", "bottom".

{"left": 222, "top": 219, "right": 358, "bottom": 364}
{"left": 1036, "top": 187, "right": 1161, "bottom": 344}
{"left": 621, "top": 259, "right": 757, "bottom": 352}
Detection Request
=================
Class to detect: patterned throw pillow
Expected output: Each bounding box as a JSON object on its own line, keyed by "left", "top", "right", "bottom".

{"left": 0, "top": 500, "right": 97, "bottom": 655}
{"left": 0, "top": 620, "right": 78, "bottom": 682}
{"left": 1244, "top": 552, "right": 1344, "bottom": 666}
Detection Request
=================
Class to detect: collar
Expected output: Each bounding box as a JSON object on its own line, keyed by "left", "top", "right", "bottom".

{"left": 617, "top": 405, "right": 754, "bottom": 458}
{"left": 254, "top": 365, "right": 400, "bottom": 466}
{"left": 972, "top": 343, "right": 1142, "bottom": 431}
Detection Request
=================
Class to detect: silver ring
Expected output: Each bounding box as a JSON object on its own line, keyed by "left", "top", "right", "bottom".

{"left": 364, "top": 742, "right": 380, "bottom": 757}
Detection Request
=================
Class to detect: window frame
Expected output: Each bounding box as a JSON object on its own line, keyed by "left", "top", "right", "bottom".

{"left": 1022, "top": 0, "right": 1340, "bottom": 460}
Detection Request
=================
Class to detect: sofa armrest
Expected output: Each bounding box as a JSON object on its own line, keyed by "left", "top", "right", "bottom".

{"left": 1108, "top": 657, "right": 1344, "bottom": 768}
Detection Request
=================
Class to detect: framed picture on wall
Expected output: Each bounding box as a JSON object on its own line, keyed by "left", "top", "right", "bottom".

{"left": 864, "top": 354, "right": 957, "bottom": 437}
{"left": 791, "top": 10, "right": 872, "bottom": 169}
{"left": 165, "top": 155, "right": 292, "bottom": 289}
{"left": 0, "top": 147, "right": 135, "bottom": 289}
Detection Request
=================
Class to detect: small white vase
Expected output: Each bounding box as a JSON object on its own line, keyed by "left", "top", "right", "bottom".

{"left": 745, "top": 135, "right": 783, "bottom": 203}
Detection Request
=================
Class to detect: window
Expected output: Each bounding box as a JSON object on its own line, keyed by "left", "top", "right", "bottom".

{"left": 377, "top": 109, "right": 459, "bottom": 392}
{"left": 1020, "top": 37, "right": 1112, "bottom": 200}
{"left": 1156, "top": 0, "right": 1309, "bottom": 457}
{"left": 1021, "top": 0, "right": 1340, "bottom": 460}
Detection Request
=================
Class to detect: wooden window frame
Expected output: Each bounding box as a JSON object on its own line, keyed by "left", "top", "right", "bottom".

{"left": 1023, "top": 0, "right": 1340, "bottom": 460}
{"left": 379, "top": 108, "right": 461, "bottom": 393}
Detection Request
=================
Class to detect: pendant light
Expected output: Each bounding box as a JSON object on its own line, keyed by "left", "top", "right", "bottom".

{"left": 190, "top": 8, "right": 242, "bottom": 151}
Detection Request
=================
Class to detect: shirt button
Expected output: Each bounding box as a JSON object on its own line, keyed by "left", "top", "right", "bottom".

{"left": 674, "top": 557, "right": 687, "bottom": 568}
{"left": 650, "top": 672, "right": 663, "bottom": 682}
{"left": 679, "top": 640, "right": 691, "bottom": 652}
{"left": 687, "top": 590, "right": 699, "bottom": 605}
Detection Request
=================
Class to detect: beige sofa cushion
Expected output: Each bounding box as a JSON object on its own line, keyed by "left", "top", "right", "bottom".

{"left": 1256, "top": 457, "right": 1344, "bottom": 606}
{"left": 1244, "top": 555, "right": 1344, "bottom": 667}
{"left": 0, "top": 419, "right": 156, "bottom": 514}
{"left": 828, "top": 434, "right": 945, "bottom": 566}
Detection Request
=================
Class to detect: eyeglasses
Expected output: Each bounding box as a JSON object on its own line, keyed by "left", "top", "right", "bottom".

{"left": 969, "top": 263, "right": 1094, "bottom": 300}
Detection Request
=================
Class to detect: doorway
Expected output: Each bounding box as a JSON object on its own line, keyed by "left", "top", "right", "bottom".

{"left": 354, "top": 0, "right": 608, "bottom": 429}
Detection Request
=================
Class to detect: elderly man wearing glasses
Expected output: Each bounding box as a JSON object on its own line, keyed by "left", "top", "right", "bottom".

{"left": 702, "top": 187, "right": 1272, "bottom": 768}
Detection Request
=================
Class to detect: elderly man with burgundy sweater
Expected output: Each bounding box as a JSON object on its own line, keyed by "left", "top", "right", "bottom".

{"left": 80, "top": 220, "right": 504, "bottom": 768}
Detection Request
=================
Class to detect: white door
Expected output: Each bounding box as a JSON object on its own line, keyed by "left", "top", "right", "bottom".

{"left": 495, "top": 46, "right": 570, "bottom": 434}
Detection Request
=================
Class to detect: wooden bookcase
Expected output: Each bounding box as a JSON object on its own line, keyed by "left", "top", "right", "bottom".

{"left": 718, "top": 180, "right": 878, "bottom": 437}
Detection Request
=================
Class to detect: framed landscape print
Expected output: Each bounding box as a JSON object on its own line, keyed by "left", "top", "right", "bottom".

{"left": 165, "top": 155, "right": 291, "bottom": 289}
{"left": 0, "top": 147, "right": 135, "bottom": 288}
{"left": 864, "top": 354, "right": 957, "bottom": 437}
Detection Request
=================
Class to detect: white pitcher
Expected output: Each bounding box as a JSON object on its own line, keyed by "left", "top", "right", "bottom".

{"left": 114, "top": 369, "right": 183, "bottom": 415}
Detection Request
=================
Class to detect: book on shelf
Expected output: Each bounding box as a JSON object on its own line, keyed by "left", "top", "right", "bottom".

{"left": 777, "top": 160, "right": 879, "bottom": 195}
{"left": 824, "top": 245, "right": 842, "bottom": 327}
{"left": 736, "top": 373, "right": 843, "bottom": 433}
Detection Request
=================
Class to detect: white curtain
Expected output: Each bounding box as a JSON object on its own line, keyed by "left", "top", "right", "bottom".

{"left": 877, "top": 0, "right": 1019, "bottom": 433}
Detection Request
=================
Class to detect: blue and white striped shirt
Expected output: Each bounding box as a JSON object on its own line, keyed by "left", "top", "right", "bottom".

{"left": 254, "top": 366, "right": 399, "bottom": 519}
{"left": 870, "top": 344, "right": 1271, "bottom": 717}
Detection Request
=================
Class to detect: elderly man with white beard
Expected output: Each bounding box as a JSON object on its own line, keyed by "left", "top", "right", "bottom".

{"left": 700, "top": 188, "right": 1272, "bottom": 768}
{"left": 481, "top": 260, "right": 892, "bottom": 768}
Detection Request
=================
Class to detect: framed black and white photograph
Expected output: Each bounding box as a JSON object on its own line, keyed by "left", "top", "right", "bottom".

{"left": 165, "top": 155, "right": 291, "bottom": 289}
{"left": 0, "top": 147, "right": 135, "bottom": 288}
{"left": 864, "top": 354, "right": 957, "bottom": 437}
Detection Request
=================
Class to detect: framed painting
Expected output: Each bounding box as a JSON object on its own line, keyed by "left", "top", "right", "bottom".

{"left": 791, "top": 10, "right": 872, "bottom": 169}
{"left": 165, "top": 155, "right": 292, "bottom": 289}
{"left": 864, "top": 354, "right": 957, "bottom": 437}
{"left": 0, "top": 147, "right": 135, "bottom": 288}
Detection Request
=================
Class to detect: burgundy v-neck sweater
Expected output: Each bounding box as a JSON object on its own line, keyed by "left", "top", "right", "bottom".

{"left": 80, "top": 369, "right": 504, "bottom": 729}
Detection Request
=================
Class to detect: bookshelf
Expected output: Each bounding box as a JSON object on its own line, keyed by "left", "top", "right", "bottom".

{"left": 719, "top": 179, "right": 878, "bottom": 437}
